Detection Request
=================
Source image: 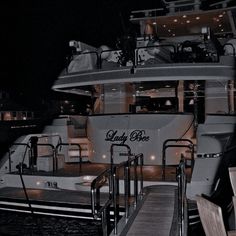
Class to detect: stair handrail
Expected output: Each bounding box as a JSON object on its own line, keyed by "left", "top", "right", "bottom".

{"left": 162, "top": 138, "right": 194, "bottom": 180}
{"left": 91, "top": 152, "right": 144, "bottom": 235}
{"left": 56, "top": 142, "right": 82, "bottom": 167}
{"left": 118, "top": 153, "right": 144, "bottom": 218}
{"left": 91, "top": 168, "right": 113, "bottom": 236}
{"left": 110, "top": 143, "right": 132, "bottom": 167}
{"left": 177, "top": 155, "right": 187, "bottom": 236}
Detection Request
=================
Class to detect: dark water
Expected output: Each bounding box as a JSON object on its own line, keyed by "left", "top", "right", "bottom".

{"left": 0, "top": 211, "right": 103, "bottom": 236}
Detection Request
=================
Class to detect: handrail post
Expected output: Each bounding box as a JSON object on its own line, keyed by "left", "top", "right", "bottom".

{"left": 134, "top": 158, "right": 138, "bottom": 207}
{"left": 177, "top": 156, "right": 186, "bottom": 236}
{"left": 101, "top": 209, "right": 108, "bottom": 236}
{"left": 162, "top": 146, "right": 166, "bottom": 180}
{"left": 113, "top": 167, "right": 119, "bottom": 235}
{"left": 139, "top": 154, "right": 144, "bottom": 197}
{"left": 124, "top": 163, "right": 130, "bottom": 219}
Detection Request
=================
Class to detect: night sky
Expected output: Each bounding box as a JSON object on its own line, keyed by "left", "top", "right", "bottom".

{"left": 0, "top": 0, "right": 163, "bottom": 107}
{"left": 0, "top": 0, "right": 225, "bottom": 107}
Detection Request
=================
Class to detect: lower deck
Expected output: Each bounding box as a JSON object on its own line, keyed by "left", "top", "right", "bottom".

{"left": 0, "top": 161, "right": 194, "bottom": 235}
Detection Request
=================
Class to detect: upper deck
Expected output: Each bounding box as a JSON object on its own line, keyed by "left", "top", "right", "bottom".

{"left": 52, "top": 0, "right": 236, "bottom": 117}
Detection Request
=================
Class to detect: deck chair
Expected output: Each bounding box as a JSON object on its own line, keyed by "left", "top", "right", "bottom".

{"left": 229, "top": 167, "right": 236, "bottom": 196}
{"left": 196, "top": 195, "right": 236, "bottom": 236}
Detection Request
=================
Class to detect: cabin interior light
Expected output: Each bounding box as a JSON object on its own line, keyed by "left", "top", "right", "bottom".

{"left": 165, "top": 100, "right": 172, "bottom": 106}
{"left": 111, "top": 88, "right": 117, "bottom": 91}
{"left": 186, "top": 20, "right": 190, "bottom": 23}
{"left": 219, "top": 14, "right": 223, "bottom": 18}
{"left": 163, "top": 24, "right": 166, "bottom": 28}
{"left": 183, "top": 15, "right": 187, "bottom": 18}
{"left": 174, "top": 19, "right": 178, "bottom": 22}
{"left": 152, "top": 22, "right": 157, "bottom": 25}
{"left": 189, "top": 99, "right": 194, "bottom": 105}
{"left": 196, "top": 16, "right": 200, "bottom": 20}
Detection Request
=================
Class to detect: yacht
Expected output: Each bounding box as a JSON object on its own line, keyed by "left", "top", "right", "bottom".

{"left": 0, "top": 0, "right": 236, "bottom": 235}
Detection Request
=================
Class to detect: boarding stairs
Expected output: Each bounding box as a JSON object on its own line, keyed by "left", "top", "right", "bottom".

{"left": 68, "top": 137, "right": 91, "bottom": 162}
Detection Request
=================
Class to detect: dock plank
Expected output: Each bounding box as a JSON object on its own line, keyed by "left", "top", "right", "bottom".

{"left": 125, "top": 185, "right": 177, "bottom": 236}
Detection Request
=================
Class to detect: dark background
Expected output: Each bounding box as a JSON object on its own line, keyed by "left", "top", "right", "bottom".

{"left": 0, "top": 0, "right": 227, "bottom": 108}
{"left": 0, "top": 0, "right": 163, "bottom": 107}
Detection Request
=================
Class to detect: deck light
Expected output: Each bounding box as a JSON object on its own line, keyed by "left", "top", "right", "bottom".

{"left": 196, "top": 16, "right": 200, "bottom": 20}
{"left": 174, "top": 19, "right": 178, "bottom": 22}
{"left": 186, "top": 20, "right": 190, "bottom": 24}
{"left": 183, "top": 15, "right": 187, "bottom": 18}
{"left": 150, "top": 155, "right": 156, "bottom": 160}
{"left": 102, "top": 154, "right": 106, "bottom": 159}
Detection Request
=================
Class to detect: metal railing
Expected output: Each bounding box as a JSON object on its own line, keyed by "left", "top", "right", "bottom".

{"left": 91, "top": 168, "right": 113, "bottom": 236}
{"left": 91, "top": 147, "right": 144, "bottom": 236}
{"left": 162, "top": 138, "right": 194, "bottom": 180}
{"left": 114, "top": 153, "right": 144, "bottom": 221}
{"left": 177, "top": 156, "right": 187, "bottom": 236}
{"left": 56, "top": 142, "right": 82, "bottom": 167}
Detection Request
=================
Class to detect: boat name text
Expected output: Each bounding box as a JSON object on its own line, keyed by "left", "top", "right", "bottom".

{"left": 105, "top": 130, "right": 149, "bottom": 144}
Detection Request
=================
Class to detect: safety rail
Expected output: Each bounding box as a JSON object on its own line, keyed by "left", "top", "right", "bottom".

{"left": 114, "top": 153, "right": 144, "bottom": 220}
{"left": 65, "top": 40, "right": 224, "bottom": 74}
{"left": 110, "top": 143, "right": 132, "bottom": 167}
{"left": 162, "top": 138, "right": 194, "bottom": 180}
{"left": 91, "top": 149, "right": 144, "bottom": 236}
{"left": 91, "top": 168, "right": 113, "bottom": 236}
{"left": 56, "top": 142, "right": 82, "bottom": 167}
{"left": 177, "top": 155, "right": 187, "bottom": 236}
